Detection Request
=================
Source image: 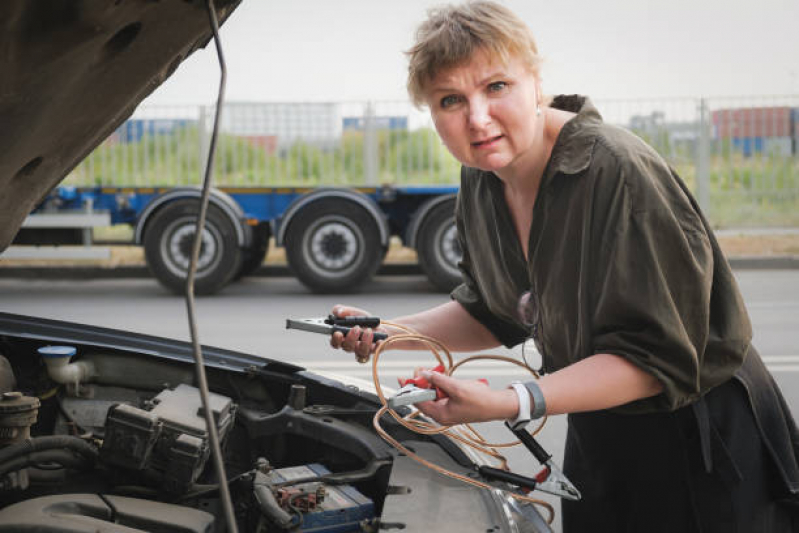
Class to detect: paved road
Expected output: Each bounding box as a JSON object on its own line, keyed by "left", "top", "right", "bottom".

{"left": 1, "top": 270, "right": 797, "bottom": 531}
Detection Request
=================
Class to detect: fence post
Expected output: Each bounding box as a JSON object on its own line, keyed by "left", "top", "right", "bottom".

{"left": 697, "top": 98, "right": 711, "bottom": 218}
{"left": 363, "top": 101, "right": 378, "bottom": 185}
{"left": 198, "top": 105, "right": 210, "bottom": 184}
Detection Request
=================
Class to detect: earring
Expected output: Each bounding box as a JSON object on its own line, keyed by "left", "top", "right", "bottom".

{"left": 536, "top": 104, "right": 541, "bottom": 117}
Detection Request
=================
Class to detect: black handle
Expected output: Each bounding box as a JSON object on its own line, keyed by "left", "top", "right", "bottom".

{"left": 327, "top": 315, "right": 381, "bottom": 328}
{"left": 332, "top": 325, "right": 388, "bottom": 343}
{"left": 478, "top": 465, "right": 538, "bottom": 491}
{"left": 505, "top": 421, "right": 552, "bottom": 464}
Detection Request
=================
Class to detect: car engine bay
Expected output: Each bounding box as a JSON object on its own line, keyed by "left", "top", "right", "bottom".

{"left": 0, "top": 313, "right": 533, "bottom": 533}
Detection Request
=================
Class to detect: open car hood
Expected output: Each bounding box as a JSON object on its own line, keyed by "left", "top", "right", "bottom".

{"left": 0, "top": 0, "right": 241, "bottom": 252}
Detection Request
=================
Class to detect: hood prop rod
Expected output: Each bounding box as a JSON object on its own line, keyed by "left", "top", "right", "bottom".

{"left": 185, "top": 2, "right": 238, "bottom": 533}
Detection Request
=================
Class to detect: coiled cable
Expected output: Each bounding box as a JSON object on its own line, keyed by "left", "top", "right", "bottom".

{"left": 368, "top": 322, "right": 555, "bottom": 523}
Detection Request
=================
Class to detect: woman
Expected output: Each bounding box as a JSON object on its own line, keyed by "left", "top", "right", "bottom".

{"left": 331, "top": 2, "right": 799, "bottom": 531}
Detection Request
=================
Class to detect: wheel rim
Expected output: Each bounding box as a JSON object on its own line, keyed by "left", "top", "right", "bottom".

{"left": 434, "top": 220, "right": 462, "bottom": 277}
{"left": 303, "top": 216, "right": 363, "bottom": 278}
{"left": 160, "top": 217, "right": 222, "bottom": 279}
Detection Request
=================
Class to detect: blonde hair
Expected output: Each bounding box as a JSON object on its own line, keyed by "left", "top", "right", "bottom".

{"left": 406, "top": 1, "right": 541, "bottom": 107}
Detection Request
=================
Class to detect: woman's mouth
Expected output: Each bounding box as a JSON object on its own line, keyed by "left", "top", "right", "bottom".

{"left": 471, "top": 135, "right": 503, "bottom": 148}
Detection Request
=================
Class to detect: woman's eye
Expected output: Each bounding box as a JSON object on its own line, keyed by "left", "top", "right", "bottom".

{"left": 488, "top": 81, "right": 507, "bottom": 93}
{"left": 440, "top": 95, "right": 460, "bottom": 108}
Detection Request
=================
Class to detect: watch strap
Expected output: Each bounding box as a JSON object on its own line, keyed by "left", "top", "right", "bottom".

{"left": 507, "top": 382, "right": 531, "bottom": 430}
{"left": 523, "top": 380, "right": 547, "bottom": 420}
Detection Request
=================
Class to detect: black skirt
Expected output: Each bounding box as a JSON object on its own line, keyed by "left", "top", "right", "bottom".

{"left": 561, "top": 368, "right": 799, "bottom": 532}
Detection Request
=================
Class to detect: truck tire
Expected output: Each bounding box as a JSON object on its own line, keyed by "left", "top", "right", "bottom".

{"left": 416, "top": 200, "right": 462, "bottom": 292}
{"left": 143, "top": 199, "right": 242, "bottom": 295}
{"left": 235, "top": 223, "right": 270, "bottom": 280}
{"left": 284, "top": 198, "right": 382, "bottom": 293}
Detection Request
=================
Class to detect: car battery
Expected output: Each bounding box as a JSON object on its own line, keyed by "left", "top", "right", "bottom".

{"left": 267, "top": 464, "right": 375, "bottom": 532}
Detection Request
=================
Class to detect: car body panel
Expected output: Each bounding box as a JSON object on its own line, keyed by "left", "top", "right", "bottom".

{"left": 0, "top": 0, "right": 241, "bottom": 251}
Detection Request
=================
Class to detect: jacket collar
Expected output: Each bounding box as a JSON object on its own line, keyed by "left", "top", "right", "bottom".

{"left": 544, "top": 94, "right": 602, "bottom": 177}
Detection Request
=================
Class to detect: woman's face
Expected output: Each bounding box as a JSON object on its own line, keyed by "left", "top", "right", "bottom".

{"left": 425, "top": 49, "right": 542, "bottom": 177}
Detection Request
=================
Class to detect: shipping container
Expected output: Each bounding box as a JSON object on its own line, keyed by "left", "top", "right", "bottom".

{"left": 116, "top": 119, "right": 194, "bottom": 143}
{"left": 711, "top": 106, "right": 792, "bottom": 139}
{"left": 793, "top": 107, "right": 799, "bottom": 138}
{"left": 343, "top": 116, "right": 408, "bottom": 130}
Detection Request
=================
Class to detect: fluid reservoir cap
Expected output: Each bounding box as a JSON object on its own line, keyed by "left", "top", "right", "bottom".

{"left": 38, "top": 345, "right": 77, "bottom": 359}
{"left": 0, "top": 391, "right": 40, "bottom": 414}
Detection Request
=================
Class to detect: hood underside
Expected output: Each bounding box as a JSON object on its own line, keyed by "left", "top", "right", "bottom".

{"left": 0, "top": 0, "right": 242, "bottom": 252}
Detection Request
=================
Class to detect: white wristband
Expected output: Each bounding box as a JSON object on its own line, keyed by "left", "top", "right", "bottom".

{"left": 507, "top": 382, "right": 531, "bottom": 430}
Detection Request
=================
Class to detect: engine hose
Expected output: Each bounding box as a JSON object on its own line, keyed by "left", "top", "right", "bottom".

{"left": 0, "top": 449, "right": 93, "bottom": 478}
{"left": 0, "top": 435, "right": 98, "bottom": 467}
{"left": 253, "top": 473, "right": 295, "bottom": 530}
{"left": 176, "top": 470, "right": 256, "bottom": 502}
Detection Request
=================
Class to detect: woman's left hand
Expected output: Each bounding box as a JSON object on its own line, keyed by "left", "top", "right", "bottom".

{"left": 413, "top": 370, "right": 519, "bottom": 425}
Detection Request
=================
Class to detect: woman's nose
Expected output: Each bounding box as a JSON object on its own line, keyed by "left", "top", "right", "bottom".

{"left": 468, "top": 99, "right": 491, "bottom": 129}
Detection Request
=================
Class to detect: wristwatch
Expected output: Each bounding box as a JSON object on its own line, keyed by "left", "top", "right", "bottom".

{"left": 506, "top": 380, "right": 547, "bottom": 430}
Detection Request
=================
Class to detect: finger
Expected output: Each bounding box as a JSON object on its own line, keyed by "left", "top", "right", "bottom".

{"left": 331, "top": 305, "right": 347, "bottom": 318}
{"left": 353, "top": 332, "right": 367, "bottom": 359}
{"left": 423, "top": 371, "right": 458, "bottom": 395}
{"left": 330, "top": 330, "right": 345, "bottom": 349}
{"left": 331, "top": 305, "right": 368, "bottom": 318}
{"left": 415, "top": 398, "right": 449, "bottom": 423}
{"left": 355, "top": 349, "right": 370, "bottom": 364}
{"left": 362, "top": 328, "right": 374, "bottom": 346}
{"left": 357, "top": 328, "right": 374, "bottom": 357}
{"left": 342, "top": 326, "right": 362, "bottom": 352}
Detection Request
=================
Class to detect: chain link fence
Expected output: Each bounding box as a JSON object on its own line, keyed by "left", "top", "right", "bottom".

{"left": 66, "top": 96, "right": 799, "bottom": 227}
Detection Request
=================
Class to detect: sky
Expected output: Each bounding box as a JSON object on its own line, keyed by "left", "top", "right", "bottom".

{"left": 144, "top": 0, "right": 799, "bottom": 107}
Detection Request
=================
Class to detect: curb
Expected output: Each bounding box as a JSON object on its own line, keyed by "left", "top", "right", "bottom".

{"left": 0, "top": 257, "right": 797, "bottom": 281}
{"left": 727, "top": 256, "right": 799, "bottom": 270}
{"left": 0, "top": 262, "right": 424, "bottom": 280}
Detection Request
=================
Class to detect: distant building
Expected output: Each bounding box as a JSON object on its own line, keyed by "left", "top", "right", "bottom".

{"left": 711, "top": 106, "right": 796, "bottom": 156}
{"left": 342, "top": 116, "right": 408, "bottom": 131}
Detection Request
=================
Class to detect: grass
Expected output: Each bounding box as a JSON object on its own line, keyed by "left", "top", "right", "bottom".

{"left": 65, "top": 126, "right": 799, "bottom": 228}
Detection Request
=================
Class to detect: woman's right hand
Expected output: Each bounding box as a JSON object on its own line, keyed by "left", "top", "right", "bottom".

{"left": 329, "top": 305, "right": 386, "bottom": 364}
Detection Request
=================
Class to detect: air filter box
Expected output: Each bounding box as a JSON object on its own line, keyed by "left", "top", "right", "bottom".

{"left": 101, "top": 384, "right": 235, "bottom": 493}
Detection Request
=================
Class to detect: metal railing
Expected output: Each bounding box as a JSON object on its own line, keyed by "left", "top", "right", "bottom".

{"left": 66, "top": 96, "right": 799, "bottom": 228}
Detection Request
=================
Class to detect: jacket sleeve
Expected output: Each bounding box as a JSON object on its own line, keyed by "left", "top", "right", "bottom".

{"left": 588, "top": 153, "right": 747, "bottom": 412}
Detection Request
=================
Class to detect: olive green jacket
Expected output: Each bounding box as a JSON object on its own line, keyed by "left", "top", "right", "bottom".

{"left": 451, "top": 95, "right": 750, "bottom": 414}
{"left": 452, "top": 95, "right": 799, "bottom": 499}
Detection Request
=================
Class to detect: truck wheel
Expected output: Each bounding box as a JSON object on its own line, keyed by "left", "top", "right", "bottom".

{"left": 416, "top": 200, "right": 462, "bottom": 292}
{"left": 235, "top": 223, "right": 270, "bottom": 280}
{"left": 285, "top": 198, "right": 382, "bottom": 293}
{"left": 143, "top": 199, "right": 242, "bottom": 295}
